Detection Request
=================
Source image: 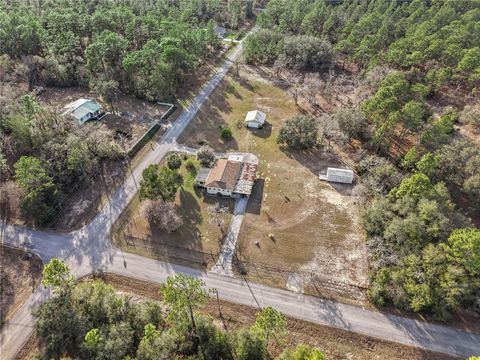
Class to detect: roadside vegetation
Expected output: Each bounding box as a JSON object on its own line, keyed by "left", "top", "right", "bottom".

{"left": 243, "top": 0, "right": 480, "bottom": 321}
{"left": 32, "top": 258, "right": 325, "bottom": 360}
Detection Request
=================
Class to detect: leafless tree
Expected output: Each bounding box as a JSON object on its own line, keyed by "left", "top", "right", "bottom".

{"left": 142, "top": 199, "right": 183, "bottom": 233}
{"left": 197, "top": 145, "right": 216, "bottom": 167}
{"left": 287, "top": 73, "right": 304, "bottom": 107}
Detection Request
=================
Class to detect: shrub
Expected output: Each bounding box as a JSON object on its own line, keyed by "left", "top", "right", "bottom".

{"left": 221, "top": 127, "right": 233, "bottom": 140}
{"left": 167, "top": 153, "right": 182, "bottom": 170}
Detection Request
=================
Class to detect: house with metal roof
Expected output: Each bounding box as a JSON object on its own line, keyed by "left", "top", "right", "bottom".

{"left": 195, "top": 156, "right": 257, "bottom": 197}
{"left": 62, "top": 98, "right": 105, "bottom": 124}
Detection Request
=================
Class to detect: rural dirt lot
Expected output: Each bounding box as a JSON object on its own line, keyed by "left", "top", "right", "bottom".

{"left": 113, "top": 157, "right": 234, "bottom": 268}
{"left": 179, "top": 66, "right": 369, "bottom": 305}
{"left": 0, "top": 246, "right": 42, "bottom": 329}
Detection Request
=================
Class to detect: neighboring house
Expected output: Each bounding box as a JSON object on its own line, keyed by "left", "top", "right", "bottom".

{"left": 196, "top": 155, "right": 257, "bottom": 197}
{"left": 319, "top": 167, "right": 354, "bottom": 184}
{"left": 62, "top": 98, "right": 105, "bottom": 124}
{"left": 244, "top": 110, "right": 266, "bottom": 129}
{"left": 214, "top": 26, "right": 227, "bottom": 39}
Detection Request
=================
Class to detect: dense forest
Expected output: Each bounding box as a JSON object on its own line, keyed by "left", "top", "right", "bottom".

{"left": 1, "top": 0, "right": 254, "bottom": 99}
{"left": 245, "top": 0, "right": 480, "bottom": 320}
{"left": 34, "top": 259, "right": 325, "bottom": 360}
{"left": 0, "top": 0, "right": 254, "bottom": 226}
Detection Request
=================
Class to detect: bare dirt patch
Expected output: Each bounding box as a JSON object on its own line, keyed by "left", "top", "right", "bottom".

{"left": 179, "top": 68, "right": 369, "bottom": 305}
{"left": 0, "top": 245, "right": 42, "bottom": 329}
{"left": 113, "top": 157, "right": 234, "bottom": 268}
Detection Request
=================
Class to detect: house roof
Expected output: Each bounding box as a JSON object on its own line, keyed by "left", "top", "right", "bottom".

{"left": 62, "top": 98, "right": 102, "bottom": 123}
{"left": 245, "top": 110, "right": 266, "bottom": 124}
{"left": 205, "top": 159, "right": 242, "bottom": 191}
{"left": 326, "top": 167, "right": 354, "bottom": 178}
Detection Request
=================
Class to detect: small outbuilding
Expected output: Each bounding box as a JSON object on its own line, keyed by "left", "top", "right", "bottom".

{"left": 214, "top": 26, "right": 227, "bottom": 39}
{"left": 62, "top": 98, "right": 105, "bottom": 124}
{"left": 319, "top": 167, "right": 354, "bottom": 184}
{"left": 244, "top": 110, "right": 266, "bottom": 129}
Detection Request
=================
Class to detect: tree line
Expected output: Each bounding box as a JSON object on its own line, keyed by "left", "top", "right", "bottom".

{"left": 248, "top": 0, "right": 480, "bottom": 89}
{"left": 34, "top": 258, "right": 325, "bottom": 360}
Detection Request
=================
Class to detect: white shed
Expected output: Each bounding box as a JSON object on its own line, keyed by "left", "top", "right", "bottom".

{"left": 319, "top": 168, "right": 354, "bottom": 184}
{"left": 244, "top": 110, "right": 266, "bottom": 128}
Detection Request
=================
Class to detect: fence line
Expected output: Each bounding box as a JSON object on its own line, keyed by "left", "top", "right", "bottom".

{"left": 127, "top": 102, "right": 176, "bottom": 158}
{"left": 120, "top": 233, "right": 218, "bottom": 267}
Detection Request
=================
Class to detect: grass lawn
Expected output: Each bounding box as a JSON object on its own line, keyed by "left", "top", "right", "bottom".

{"left": 179, "top": 68, "right": 369, "bottom": 304}
{"left": 112, "top": 157, "right": 234, "bottom": 268}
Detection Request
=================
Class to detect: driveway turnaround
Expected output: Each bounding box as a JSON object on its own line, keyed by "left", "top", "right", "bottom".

{"left": 1, "top": 30, "right": 480, "bottom": 360}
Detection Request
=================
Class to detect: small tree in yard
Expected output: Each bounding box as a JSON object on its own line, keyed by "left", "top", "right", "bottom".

{"left": 221, "top": 127, "right": 233, "bottom": 140}
{"left": 197, "top": 146, "right": 215, "bottom": 167}
{"left": 142, "top": 199, "right": 183, "bottom": 233}
{"left": 167, "top": 153, "right": 182, "bottom": 170}
{"left": 277, "top": 115, "right": 318, "bottom": 150}
{"left": 140, "top": 165, "right": 182, "bottom": 201}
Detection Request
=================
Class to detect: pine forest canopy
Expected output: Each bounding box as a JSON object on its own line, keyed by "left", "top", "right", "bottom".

{"left": 0, "top": 0, "right": 254, "bottom": 100}
{"left": 246, "top": 0, "right": 480, "bottom": 87}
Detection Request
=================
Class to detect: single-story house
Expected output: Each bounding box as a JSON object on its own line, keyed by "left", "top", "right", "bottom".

{"left": 195, "top": 155, "right": 257, "bottom": 197}
{"left": 244, "top": 110, "right": 266, "bottom": 129}
{"left": 319, "top": 167, "right": 354, "bottom": 184}
{"left": 62, "top": 98, "right": 105, "bottom": 124}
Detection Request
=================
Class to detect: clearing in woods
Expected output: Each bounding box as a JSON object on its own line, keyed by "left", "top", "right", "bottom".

{"left": 178, "top": 66, "right": 369, "bottom": 305}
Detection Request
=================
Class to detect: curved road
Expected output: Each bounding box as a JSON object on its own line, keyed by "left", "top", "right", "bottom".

{"left": 1, "top": 35, "right": 480, "bottom": 360}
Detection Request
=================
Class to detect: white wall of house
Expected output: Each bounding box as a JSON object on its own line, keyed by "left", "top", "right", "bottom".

{"left": 245, "top": 121, "right": 262, "bottom": 129}
{"left": 206, "top": 187, "right": 232, "bottom": 196}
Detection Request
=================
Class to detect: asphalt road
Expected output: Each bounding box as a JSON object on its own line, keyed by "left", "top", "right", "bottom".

{"left": 1, "top": 31, "right": 480, "bottom": 359}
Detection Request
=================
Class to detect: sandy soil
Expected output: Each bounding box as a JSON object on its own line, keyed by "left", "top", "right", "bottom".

{"left": 179, "top": 66, "right": 369, "bottom": 305}
{"left": 0, "top": 246, "right": 42, "bottom": 329}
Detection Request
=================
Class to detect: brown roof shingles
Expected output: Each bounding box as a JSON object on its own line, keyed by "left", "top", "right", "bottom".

{"left": 205, "top": 159, "right": 242, "bottom": 191}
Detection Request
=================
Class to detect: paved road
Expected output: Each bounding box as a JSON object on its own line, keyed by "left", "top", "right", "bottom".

{"left": 1, "top": 29, "right": 480, "bottom": 359}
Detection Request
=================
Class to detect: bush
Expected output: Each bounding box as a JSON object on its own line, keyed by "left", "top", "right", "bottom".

{"left": 197, "top": 146, "right": 215, "bottom": 167}
{"left": 220, "top": 127, "right": 233, "bottom": 140}
{"left": 167, "top": 153, "right": 182, "bottom": 170}
{"left": 185, "top": 159, "right": 197, "bottom": 175}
